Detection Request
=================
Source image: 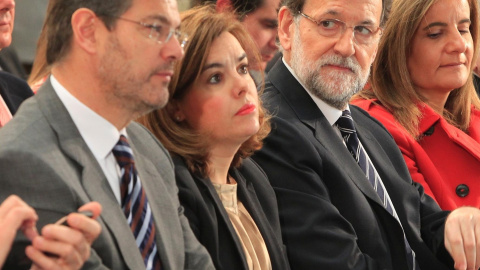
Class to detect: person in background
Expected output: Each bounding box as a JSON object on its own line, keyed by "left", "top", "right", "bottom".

{"left": 252, "top": 0, "right": 480, "bottom": 269}
{"left": 215, "top": 0, "right": 279, "bottom": 84}
{"left": 0, "top": 195, "right": 102, "bottom": 270}
{"left": 0, "top": 0, "right": 215, "bottom": 268}
{"left": 0, "top": 0, "right": 33, "bottom": 126}
{"left": 352, "top": 0, "right": 480, "bottom": 210}
{"left": 138, "top": 5, "right": 289, "bottom": 270}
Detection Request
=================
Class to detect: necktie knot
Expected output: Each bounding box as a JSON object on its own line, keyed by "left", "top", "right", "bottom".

{"left": 112, "top": 135, "right": 135, "bottom": 168}
{"left": 336, "top": 109, "right": 357, "bottom": 135}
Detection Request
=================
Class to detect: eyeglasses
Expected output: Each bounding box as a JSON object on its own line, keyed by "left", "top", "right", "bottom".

{"left": 297, "top": 11, "right": 383, "bottom": 46}
{"left": 103, "top": 15, "right": 189, "bottom": 48}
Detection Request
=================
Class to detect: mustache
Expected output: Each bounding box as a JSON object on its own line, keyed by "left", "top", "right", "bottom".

{"left": 150, "top": 63, "right": 174, "bottom": 76}
{"left": 317, "top": 55, "right": 362, "bottom": 74}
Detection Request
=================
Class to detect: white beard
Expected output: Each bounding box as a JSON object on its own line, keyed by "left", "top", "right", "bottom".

{"left": 289, "top": 23, "right": 370, "bottom": 110}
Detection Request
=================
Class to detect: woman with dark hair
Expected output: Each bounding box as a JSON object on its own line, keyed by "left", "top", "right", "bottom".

{"left": 138, "top": 5, "right": 289, "bottom": 270}
{"left": 352, "top": 0, "right": 480, "bottom": 210}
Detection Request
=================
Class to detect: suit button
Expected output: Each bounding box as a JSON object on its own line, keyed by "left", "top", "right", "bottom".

{"left": 456, "top": 184, "right": 469, "bottom": 198}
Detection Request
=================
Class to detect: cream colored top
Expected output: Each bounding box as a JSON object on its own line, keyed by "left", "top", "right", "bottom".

{"left": 213, "top": 181, "right": 272, "bottom": 270}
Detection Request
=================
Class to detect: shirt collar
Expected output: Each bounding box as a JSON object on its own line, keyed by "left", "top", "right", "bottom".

{"left": 50, "top": 75, "right": 126, "bottom": 159}
{"left": 282, "top": 57, "right": 346, "bottom": 126}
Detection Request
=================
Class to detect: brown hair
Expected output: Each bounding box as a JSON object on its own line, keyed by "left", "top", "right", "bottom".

{"left": 28, "top": 0, "right": 54, "bottom": 87}
{"left": 138, "top": 5, "right": 270, "bottom": 178}
{"left": 44, "top": 0, "right": 132, "bottom": 65}
{"left": 355, "top": 0, "right": 480, "bottom": 138}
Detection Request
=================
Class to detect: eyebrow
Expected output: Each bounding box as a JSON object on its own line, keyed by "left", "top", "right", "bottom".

{"left": 202, "top": 53, "right": 248, "bottom": 72}
{"left": 261, "top": 18, "right": 278, "bottom": 27}
{"left": 238, "top": 53, "right": 247, "bottom": 62}
{"left": 422, "top": 18, "right": 471, "bottom": 30}
{"left": 321, "top": 9, "right": 375, "bottom": 25}
{"left": 143, "top": 14, "right": 170, "bottom": 25}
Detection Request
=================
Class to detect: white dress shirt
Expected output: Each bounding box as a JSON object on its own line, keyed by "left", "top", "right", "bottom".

{"left": 51, "top": 75, "right": 123, "bottom": 203}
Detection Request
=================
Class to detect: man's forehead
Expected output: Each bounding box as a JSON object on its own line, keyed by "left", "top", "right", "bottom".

{"left": 303, "top": 0, "right": 382, "bottom": 23}
{"left": 128, "top": 0, "right": 180, "bottom": 25}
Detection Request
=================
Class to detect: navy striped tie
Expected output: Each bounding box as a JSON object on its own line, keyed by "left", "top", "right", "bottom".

{"left": 336, "top": 110, "right": 417, "bottom": 270}
{"left": 112, "top": 135, "right": 161, "bottom": 270}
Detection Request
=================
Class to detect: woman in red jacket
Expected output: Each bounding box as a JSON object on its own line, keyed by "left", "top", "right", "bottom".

{"left": 352, "top": 0, "right": 480, "bottom": 210}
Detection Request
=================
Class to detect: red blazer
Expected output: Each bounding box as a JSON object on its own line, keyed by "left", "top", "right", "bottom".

{"left": 352, "top": 98, "right": 480, "bottom": 210}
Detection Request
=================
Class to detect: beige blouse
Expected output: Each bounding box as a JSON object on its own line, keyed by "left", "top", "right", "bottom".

{"left": 213, "top": 181, "right": 272, "bottom": 270}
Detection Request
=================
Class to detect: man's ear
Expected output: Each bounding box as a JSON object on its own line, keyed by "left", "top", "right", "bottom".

{"left": 278, "top": 6, "right": 294, "bottom": 51}
{"left": 71, "top": 8, "right": 100, "bottom": 55}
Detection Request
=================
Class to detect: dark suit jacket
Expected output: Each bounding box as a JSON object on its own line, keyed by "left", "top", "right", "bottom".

{"left": 0, "top": 71, "right": 33, "bottom": 115}
{"left": 0, "top": 47, "right": 28, "bottom": 80}
{"left": 173, "top": 156, "right": 290, "bottom": 270}
{"left": 252, "top": 60, "right": 454, "bottom": 270}
{"left": 0, "top": 79, "right": 214, "bottom": 270}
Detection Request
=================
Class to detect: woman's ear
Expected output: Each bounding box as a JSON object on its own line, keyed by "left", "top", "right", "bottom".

{"left": 168, "top": 100, "right": 186, "bottom": 122}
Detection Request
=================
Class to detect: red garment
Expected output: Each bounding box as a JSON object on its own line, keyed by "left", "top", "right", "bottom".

{"left": 353, "top": 98, "right": 480, "bottom": 210}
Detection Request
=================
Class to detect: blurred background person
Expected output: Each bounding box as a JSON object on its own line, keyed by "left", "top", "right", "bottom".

{"left": 0, "top": 0, "right": 33, "bottom": 126}
{"left": 138, "top": 5, "right": 289, "bottom": 270}
{"left": 199, "top": 0, "right": 279, "bottom": 84}
{"left": 352, "top": 0, "right": 480, "bottom": 210}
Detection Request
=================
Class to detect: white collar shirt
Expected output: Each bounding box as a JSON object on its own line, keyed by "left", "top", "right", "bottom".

{"left": 51, "top": 75, "right": 124, "bottom": 203}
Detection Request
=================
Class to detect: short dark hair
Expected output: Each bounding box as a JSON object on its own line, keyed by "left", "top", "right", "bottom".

{"left": 281, "top": 0, "right": 388, "bottom": 26}
{"left": 45, "top": 0, "right": 133, "bottom": 65}
{"left": 230, "top": 0, "right": 265, "bottom": 19}
{"left": 196, "top": 0, "right": 266, "bottom": 20}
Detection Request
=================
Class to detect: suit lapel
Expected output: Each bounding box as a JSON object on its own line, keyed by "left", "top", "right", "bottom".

{"left": 268, "top": 62, "right": 384, "bottom": 207}
{"left": 36, "top": 80, "right": 146, "bottom": 269}
{"left": 353, "top": 108, "right": 421, "bottom": 230}
{"left": 194, "top": 173, "right": 249, "bottom": 269}
{"left": 127, "top": 137, "right": 179, "bottom": 269}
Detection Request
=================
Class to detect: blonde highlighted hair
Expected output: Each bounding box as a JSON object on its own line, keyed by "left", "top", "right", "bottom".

{"left": 355, "top": 0, "right": 480, "bottom": 138}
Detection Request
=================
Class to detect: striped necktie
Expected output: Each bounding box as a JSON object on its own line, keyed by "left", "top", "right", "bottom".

{"left": 336, "top": 110, "right": 417, "bottom": 270}
{"left": 112, "top": 135, "right": 161, "bottom": 270}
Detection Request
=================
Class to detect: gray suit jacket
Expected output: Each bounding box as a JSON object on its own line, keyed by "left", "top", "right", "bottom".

{"left": 0, "top": 80, "right": 214, "bottom": 270}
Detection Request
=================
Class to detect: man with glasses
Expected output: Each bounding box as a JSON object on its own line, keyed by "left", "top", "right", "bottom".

{"left": 252, "top": 0, "right": 480, "bottom": 269}
{"left": 0, "top": 0, "right": 214, "bottom": 269}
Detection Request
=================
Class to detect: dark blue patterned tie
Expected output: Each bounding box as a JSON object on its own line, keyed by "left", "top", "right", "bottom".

{"left": 112, "top": 135, "right": 161, "bottom": 270}
{"left": 336, "top": 110, "right": 417, "bottom": 270}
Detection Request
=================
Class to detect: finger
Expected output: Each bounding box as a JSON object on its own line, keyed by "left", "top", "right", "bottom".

{"left": 1, "top": 204, "right": 38, "bottom": 243}
{"left": 475, "top": 217, "right": 480, "bottom": 270}
{"left": 31, "top": 236, "right": 83, "bottom": 268}
{"left": 77, "top": 202, "right": 102, "bottom": 219}
{"left": 445, "top": 215, "right": 467, "bottom": 270}
{"left": 459, "top": 214, "right": 476, "bottom": 270}
{"left": 41, "top": 224, "right": 90, "bottom": 261}
{"left": 25, "top": 245, "right": 59, "bottom": 270}
{"left": 65, "top": 204, "right": 102, "bottom": 244}
{"left": 0, "top": 195, "right": 30, "bottom": 217}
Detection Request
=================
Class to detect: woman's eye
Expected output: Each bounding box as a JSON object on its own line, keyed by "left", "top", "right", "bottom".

{"left": 208, "top": 74, "right": 221, "bottom": 84}
{"left": 238, "top": 65, "right": 249, "bottom": 74}
{"left": 427, "top": 32, "right": 441, "bottom": 39}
